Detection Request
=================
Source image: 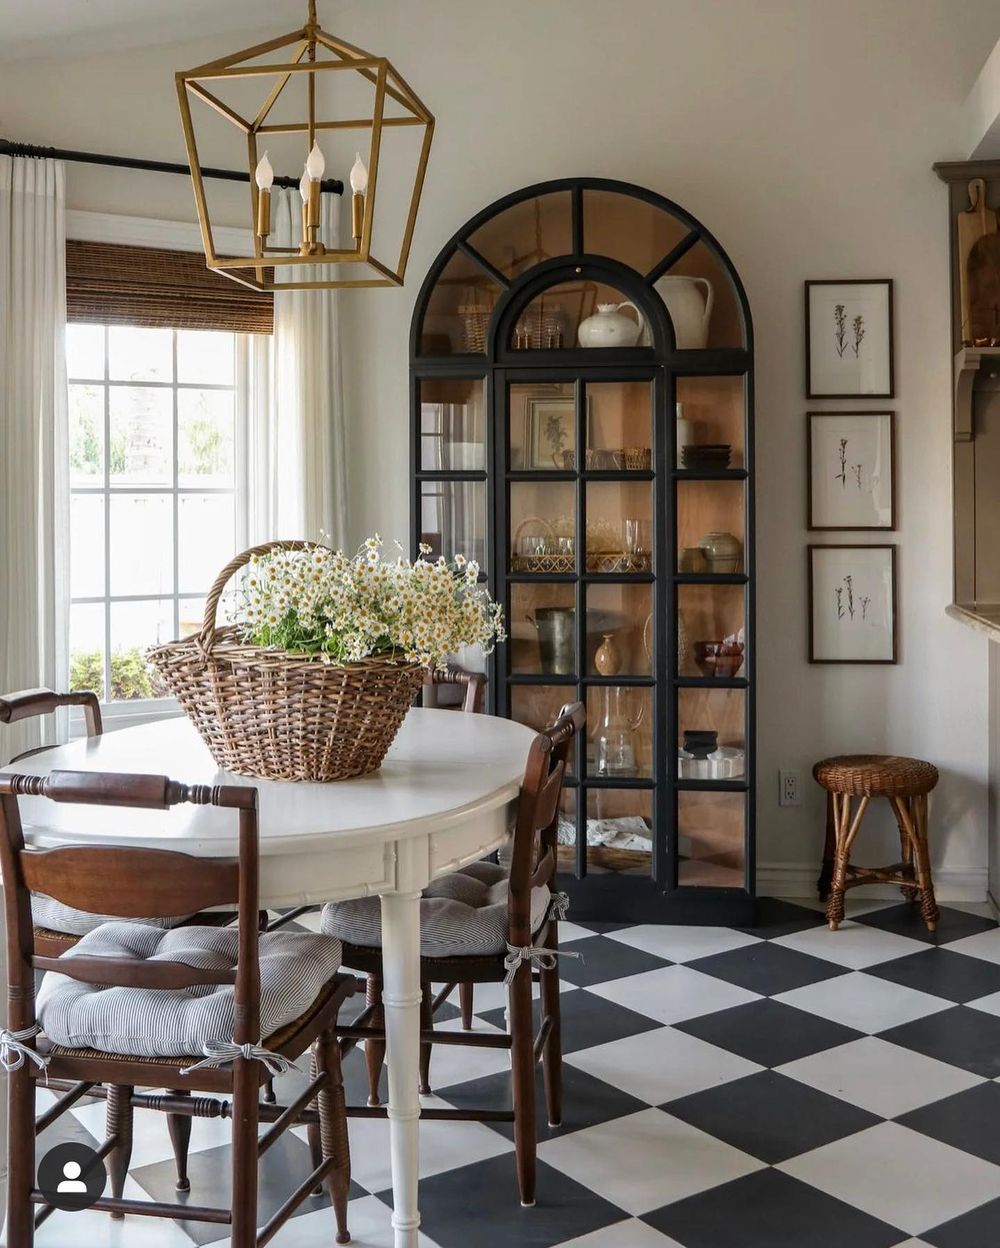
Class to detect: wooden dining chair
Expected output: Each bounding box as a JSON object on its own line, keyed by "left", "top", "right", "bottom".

{"left": 0, "top": 688, "right": 236, "bottom": 959}
{"left": 420, "top": 664, "right": 486, "bottom": 714}
{"left": 0, "top": 767, "right": 358, "bottom": 1247}
{"left": 323, "top": 701, "right": 584, "bottom": 1207}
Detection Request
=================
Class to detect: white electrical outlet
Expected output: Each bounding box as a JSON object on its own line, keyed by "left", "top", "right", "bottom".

{"left": 779, "top": 769, "right": 802, "bottom": 807}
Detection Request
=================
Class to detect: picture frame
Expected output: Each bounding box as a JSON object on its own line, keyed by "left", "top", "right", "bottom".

{"left": 805, "top": 279, "right": 894, "bottom": 399}
{"left": 807, "top": 412, "right": 895, "bottom": 530}
{"left": 808, "top": 544, "right": 897, "bottom": 664}
{"left": 525, "top": 397, "right": 574, "bottom": 469}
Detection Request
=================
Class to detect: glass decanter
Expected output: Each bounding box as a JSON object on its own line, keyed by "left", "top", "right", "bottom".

{"left": 593, "top": 686, "right": 644, "bottom": 778}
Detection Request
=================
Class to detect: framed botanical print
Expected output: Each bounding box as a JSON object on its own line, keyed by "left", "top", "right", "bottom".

{"left": 808, "top": 545, "right": 897, "bottom": 664}
{"left": 805, "top": 279, "right": 894, "bottom": 398}
{"left": 807, "top": 412, "right": 895, "bottom": 530}
{"left": 525, "top": 397, "right": 575, "bottom": 469}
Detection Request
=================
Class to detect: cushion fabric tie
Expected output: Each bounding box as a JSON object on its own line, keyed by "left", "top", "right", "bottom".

{"left": 0, "top": 1024, "right": 49, "bottom": 1075}
{"left": 179, "top": 1040, "right": 293, "bottom": 1078}
{"left": 546, "top": 891, "right": 570, "bottom": 922}
{"left": 503, "top": 942, "right": 582, "bottom": 986}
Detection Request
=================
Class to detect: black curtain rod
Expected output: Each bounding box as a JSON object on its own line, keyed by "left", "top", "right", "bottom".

{"left": 0, "top": 138, "right": 344, "bottom": 195}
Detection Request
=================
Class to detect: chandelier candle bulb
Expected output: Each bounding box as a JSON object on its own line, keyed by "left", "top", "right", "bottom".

{"left": 350, "top": 151, "right": 368, "bottom": 241}
{"left": 254, "top": 151, "right": 273, "bottom": 239}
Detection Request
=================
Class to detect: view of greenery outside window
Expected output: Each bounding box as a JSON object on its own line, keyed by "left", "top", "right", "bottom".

{"left": 67, "top": 324, "right": 240, "bottom": 704}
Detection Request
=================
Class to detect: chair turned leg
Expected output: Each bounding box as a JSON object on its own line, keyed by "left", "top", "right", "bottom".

{"left": 7, "top": 1062, "right": 36, "bottom": 1248}
{"left": 508, "top": 961, "right": 537, "bottom": 1207}
{"left": 826, "top": 793, "right": 851, "bottom": 930}
{"left": 230, "top": 1056, "right": 260, "bottom": 1248}
{"left": 364, "top": 972, "right": 386, "bottom": 1107}
{"left": 817, "top": 792, "right": 836, "bottom": 902}
{"left": 912, "top": 794, "right": 940, "bottom": 932}
{"left": 316, "top": 1027, "right": 352, "bottom": 1245}
{"left": 106, "top": 1084, "right": 134, "bottom": 1218}
{"left": 419, "top": 982, "right": 433, "bottom": 1095}
{"left": 167, "top": 1088, "right": 192, "bottom": 1191}
{"left": 307, "top": 1051, "right": 325, "bottom": 1195}
{"left": 540, "top": 924, "right": 563, "bottom": 1129}
{"left": 459, "top": 982, "right": 475, "bottom": 1030}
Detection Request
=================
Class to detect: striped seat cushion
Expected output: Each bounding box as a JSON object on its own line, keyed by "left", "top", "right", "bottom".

{"left": 36, "top": 923, "right": 343, "bottom": 1059}
{"left": 31, "top": 894, "right": 193, "bottom": 937}
{"left": 321, "top": 860, "right": 550, "bottom": 959}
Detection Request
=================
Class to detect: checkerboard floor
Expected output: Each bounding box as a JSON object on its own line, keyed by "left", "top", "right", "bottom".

{"left": 24, "top": 896, "right": 1000, "bottom": 1248}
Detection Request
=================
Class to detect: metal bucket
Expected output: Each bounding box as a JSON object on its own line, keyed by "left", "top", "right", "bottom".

{"left": 531, "top": 608, "right": 575, "bottom": 675}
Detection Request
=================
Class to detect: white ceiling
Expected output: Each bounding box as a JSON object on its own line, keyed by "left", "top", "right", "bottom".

{"left": 0, "top": 0, "right": 305, "bottom": 62}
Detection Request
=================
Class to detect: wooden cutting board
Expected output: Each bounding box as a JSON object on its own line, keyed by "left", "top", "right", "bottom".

{"left": 959, "top": 178, "right": 1000, "bottom": 345}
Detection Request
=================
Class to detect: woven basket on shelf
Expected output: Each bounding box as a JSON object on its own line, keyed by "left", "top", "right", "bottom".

{"left": 148, "top": 541, "right": 426, "bottom": 783}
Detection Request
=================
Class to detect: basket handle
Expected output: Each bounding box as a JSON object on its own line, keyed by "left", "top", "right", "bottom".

{"left": 512, "top": 515, "right": 555, "bottom": 550}
{"left": 199, "top": 539, "right": 329, "bottom": 653}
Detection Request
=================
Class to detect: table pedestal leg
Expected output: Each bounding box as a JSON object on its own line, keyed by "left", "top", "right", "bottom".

{"left": 380, "top": 888, "right": 422, "bottom": 1248}
{"left": 0, "top": 881, "right": 7, "bottom": 1218}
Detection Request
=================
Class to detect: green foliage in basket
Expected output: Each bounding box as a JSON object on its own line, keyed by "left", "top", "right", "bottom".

{"left": 238, "top": 538, "right": 505, "bottom": 667}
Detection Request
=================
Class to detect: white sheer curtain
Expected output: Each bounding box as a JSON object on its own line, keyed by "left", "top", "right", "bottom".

{"left": 0, "top": 157, "right": 69, "bottom": 762}
{"left": 245, "top": 187, "right": 348, "bottom": 550}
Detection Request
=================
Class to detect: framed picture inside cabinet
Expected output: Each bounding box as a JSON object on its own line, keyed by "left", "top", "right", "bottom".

{"left": 808, "top": 545, "right": 897, "bottom": 664}
{"left": 807, "top": 412, "right": 895, "bottom": 530}
{"left": 805, "top": 279, "right": 894, "bottom": 398}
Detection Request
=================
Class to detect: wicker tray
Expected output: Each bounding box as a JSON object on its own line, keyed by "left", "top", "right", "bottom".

{"left": 512, "top": 551, "right": 652, "bottom": 574}
{"left": 148, "top": 541, "right": 425, "bottom": 783}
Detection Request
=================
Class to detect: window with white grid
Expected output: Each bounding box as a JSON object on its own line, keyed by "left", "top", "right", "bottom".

{"left": 66, "top": 324, "right": 243, "bottom": 708}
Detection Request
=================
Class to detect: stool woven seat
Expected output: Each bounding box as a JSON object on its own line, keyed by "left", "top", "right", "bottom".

{"left": 813, "top": 755, "right": 939, "bottom": 798}
{"left": 813, "top": 753, "right": 940, "bottom": 932}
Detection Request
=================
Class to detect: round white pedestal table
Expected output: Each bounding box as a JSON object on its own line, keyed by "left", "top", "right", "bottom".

{"left": 0, "top": 707, "right": 536, "bottom": 1248}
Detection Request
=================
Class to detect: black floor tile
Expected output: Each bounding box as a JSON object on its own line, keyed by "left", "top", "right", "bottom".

{"left": 379, "top": 1153, "right": 625, "bottom": 1248}
{"left": 665, "top": 1070, "right": 881, "bottom": 1164}
{"left": 737, "top": 897, "right": 828, "bottom": 939}
{"left": 866, "top": 947, "right": 1000, "bottom": 1003}
{"left": 924, "top": 1195, "right": 1000, "bottom": 1248}
{"left": 644, "top": 1167, "right": 904, "bottom": 1248}
{"left": 897, "top": 1081, "right": 1000, "bottom": 1165}
{"left": 880, "top": 1006, "right": 1000, "bottom": 1079}
{"left": 674, "top": 997, "right": 864, "bottom": 1068}
{"left": 479, "top": 986, "right": 661, "bottom": 1055}
{"left": 551, "top": 934, "right": 672, "bottom": 987}
{"left": 852, "top": 902, "right": 998, "bottom": 946}
{"left": 437, "top": 1061, "right": 650, "bottom": 1142}
{"left": 689, "top": 941, "right": 845, "bottom": 996}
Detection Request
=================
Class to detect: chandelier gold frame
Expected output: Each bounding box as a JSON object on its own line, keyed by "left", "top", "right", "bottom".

{"left": 175, "top": 0, "right": 434, "bottom": 291}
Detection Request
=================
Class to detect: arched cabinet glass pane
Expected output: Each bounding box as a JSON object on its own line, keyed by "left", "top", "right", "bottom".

{"left": 410, "top": 177, "right": 755, "bottom": 925}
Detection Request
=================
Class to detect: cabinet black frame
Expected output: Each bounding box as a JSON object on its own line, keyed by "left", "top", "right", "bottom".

{"left": 409, "top": 177, "right": 756, "bottom": 925}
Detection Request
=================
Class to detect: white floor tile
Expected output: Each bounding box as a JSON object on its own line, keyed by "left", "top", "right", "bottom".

{"left": 944, "top": 928, "right": 1000, "bottom": 965}
{"left": 605, "top": 924, "right": 760, "bottom": 963}
{"left": 968, "top": 989, "right": 1000, "bottom": 1018}
{"left": 441, "top": 976, "right": 576, "bottom": 1017}
{"left": 775, "top": 971, "right": 951, "bottom": 1033}
{"left": 557, "top": 921, "right": 595, "bottom": 945}
{"left": 201, "top": 1194, "right": 441, "bottom": 1247}
{"left": 539, "top": 1107, "right": 762, "bottom": 1216}
{"left": 889, "top": 1241, "right": 936, "bottom": 1247}
{"left": 412, "top": 1015, "right": 513, "bottom": 1088}
{"left": 557, "top": 1220, "right": 686, "bottom": 1247}
{"left": 772, "top": 920, "right": 926, "bottom": 970}
{"left": 69, "top": 1094, "right": 234, "bottom": 1170}
{"left": 785, "top": 897, "right": 899, "bottom": 917}
{"left": 777, "top": 1036, "right": 984, "bottom": 1118}
{"left": 27, "top": 1177, "right": 193, "bottom": 1248}
{"left": 319, "top": 1095, "right": 511, "bottom": 1193}
{"left": 586, "top": 965, "right": 760, "bottom": 1025}
{"left": 568, "top": 1025, "right": 762, "bottom": 1105}
{"left": 779, "top": 1121, "right": 1000, "bottom": 1236}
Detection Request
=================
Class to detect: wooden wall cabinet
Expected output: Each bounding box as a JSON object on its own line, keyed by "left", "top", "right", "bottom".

{"left": 410, "top": 178, "right": 756, "bottom": 924}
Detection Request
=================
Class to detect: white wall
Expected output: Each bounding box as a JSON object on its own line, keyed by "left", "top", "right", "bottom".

{"left": 2, "top": 0, "right": 998, "bottom": 895}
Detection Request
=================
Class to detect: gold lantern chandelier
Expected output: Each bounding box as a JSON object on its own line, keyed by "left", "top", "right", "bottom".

{"left": 175, "top": 0, "right": 434, "bottom": 291}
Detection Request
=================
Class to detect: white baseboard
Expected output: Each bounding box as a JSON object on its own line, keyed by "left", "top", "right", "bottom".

{"left": 757, "top": 861, "right": 990, "bottom": 904}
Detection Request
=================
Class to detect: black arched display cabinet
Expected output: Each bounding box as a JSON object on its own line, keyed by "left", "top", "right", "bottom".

{"left": 410, "top": 178, "right": 755, "bottom": 923}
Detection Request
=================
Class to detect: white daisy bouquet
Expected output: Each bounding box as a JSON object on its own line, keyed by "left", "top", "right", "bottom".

{"left": 237, "top": 537, "right": 505, "bottom": 668}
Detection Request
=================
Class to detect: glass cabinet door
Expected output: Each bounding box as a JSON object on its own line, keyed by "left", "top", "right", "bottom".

{"left": 417, "top": 376, "right": 487, "bottom": 567}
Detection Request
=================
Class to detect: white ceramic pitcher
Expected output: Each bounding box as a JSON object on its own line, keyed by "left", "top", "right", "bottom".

{"left": 652, "top": 275, "right": 714, "bottom": 349}
{"left": 578, "top": 302, "right": 643, "bottom": 348}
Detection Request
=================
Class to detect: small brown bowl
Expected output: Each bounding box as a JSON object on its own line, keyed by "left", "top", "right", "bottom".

{"left": 694, "top": 640, "right": 745, "bottom": 678}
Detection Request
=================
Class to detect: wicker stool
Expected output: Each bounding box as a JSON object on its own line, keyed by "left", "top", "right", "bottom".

{"left": 813, "top": 755, "right": 940, "bottom": 932}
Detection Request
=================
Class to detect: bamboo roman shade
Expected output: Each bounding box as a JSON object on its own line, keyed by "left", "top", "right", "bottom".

{"left": 66, "top": 240, "right": 273, "bottom": 333}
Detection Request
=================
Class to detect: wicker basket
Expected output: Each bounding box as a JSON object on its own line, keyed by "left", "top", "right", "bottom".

{"left": 148, "top": 541, "right": 426, "bottom": 783}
